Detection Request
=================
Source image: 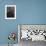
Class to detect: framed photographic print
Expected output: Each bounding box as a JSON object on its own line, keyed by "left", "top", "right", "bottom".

{"left": 18, "top": 24, "right": 46, "bottom": 42}
{"left": 5, "top": 5, "right": 16, "bottom": 19}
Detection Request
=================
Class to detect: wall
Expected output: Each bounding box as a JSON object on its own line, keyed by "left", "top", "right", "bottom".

{"left": 0, "top": 0, "right": 46, "bottom": 44}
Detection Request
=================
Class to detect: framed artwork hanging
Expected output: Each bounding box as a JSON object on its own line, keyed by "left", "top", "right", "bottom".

{"left": 5, "top": 5, "right": 16, "bottom": 19}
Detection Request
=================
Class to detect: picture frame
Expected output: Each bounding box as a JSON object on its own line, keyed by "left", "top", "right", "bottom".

{"left": 5, "top": 5, "right": 16, "bottom": 19}
{"left": 18, "top": 24, "right": 46, "bottom": 42}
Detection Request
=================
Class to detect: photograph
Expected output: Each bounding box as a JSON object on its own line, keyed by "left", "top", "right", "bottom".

{"left": 5, "top": 5, "right": 16, "bottom": 19}
{"left": 18, "top": 24, "right": 46, "bottom": 46}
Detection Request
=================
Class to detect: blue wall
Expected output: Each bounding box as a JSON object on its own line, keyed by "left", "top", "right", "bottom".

{"left": 0, "top": 0, "right": 46, "bottom": 44}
